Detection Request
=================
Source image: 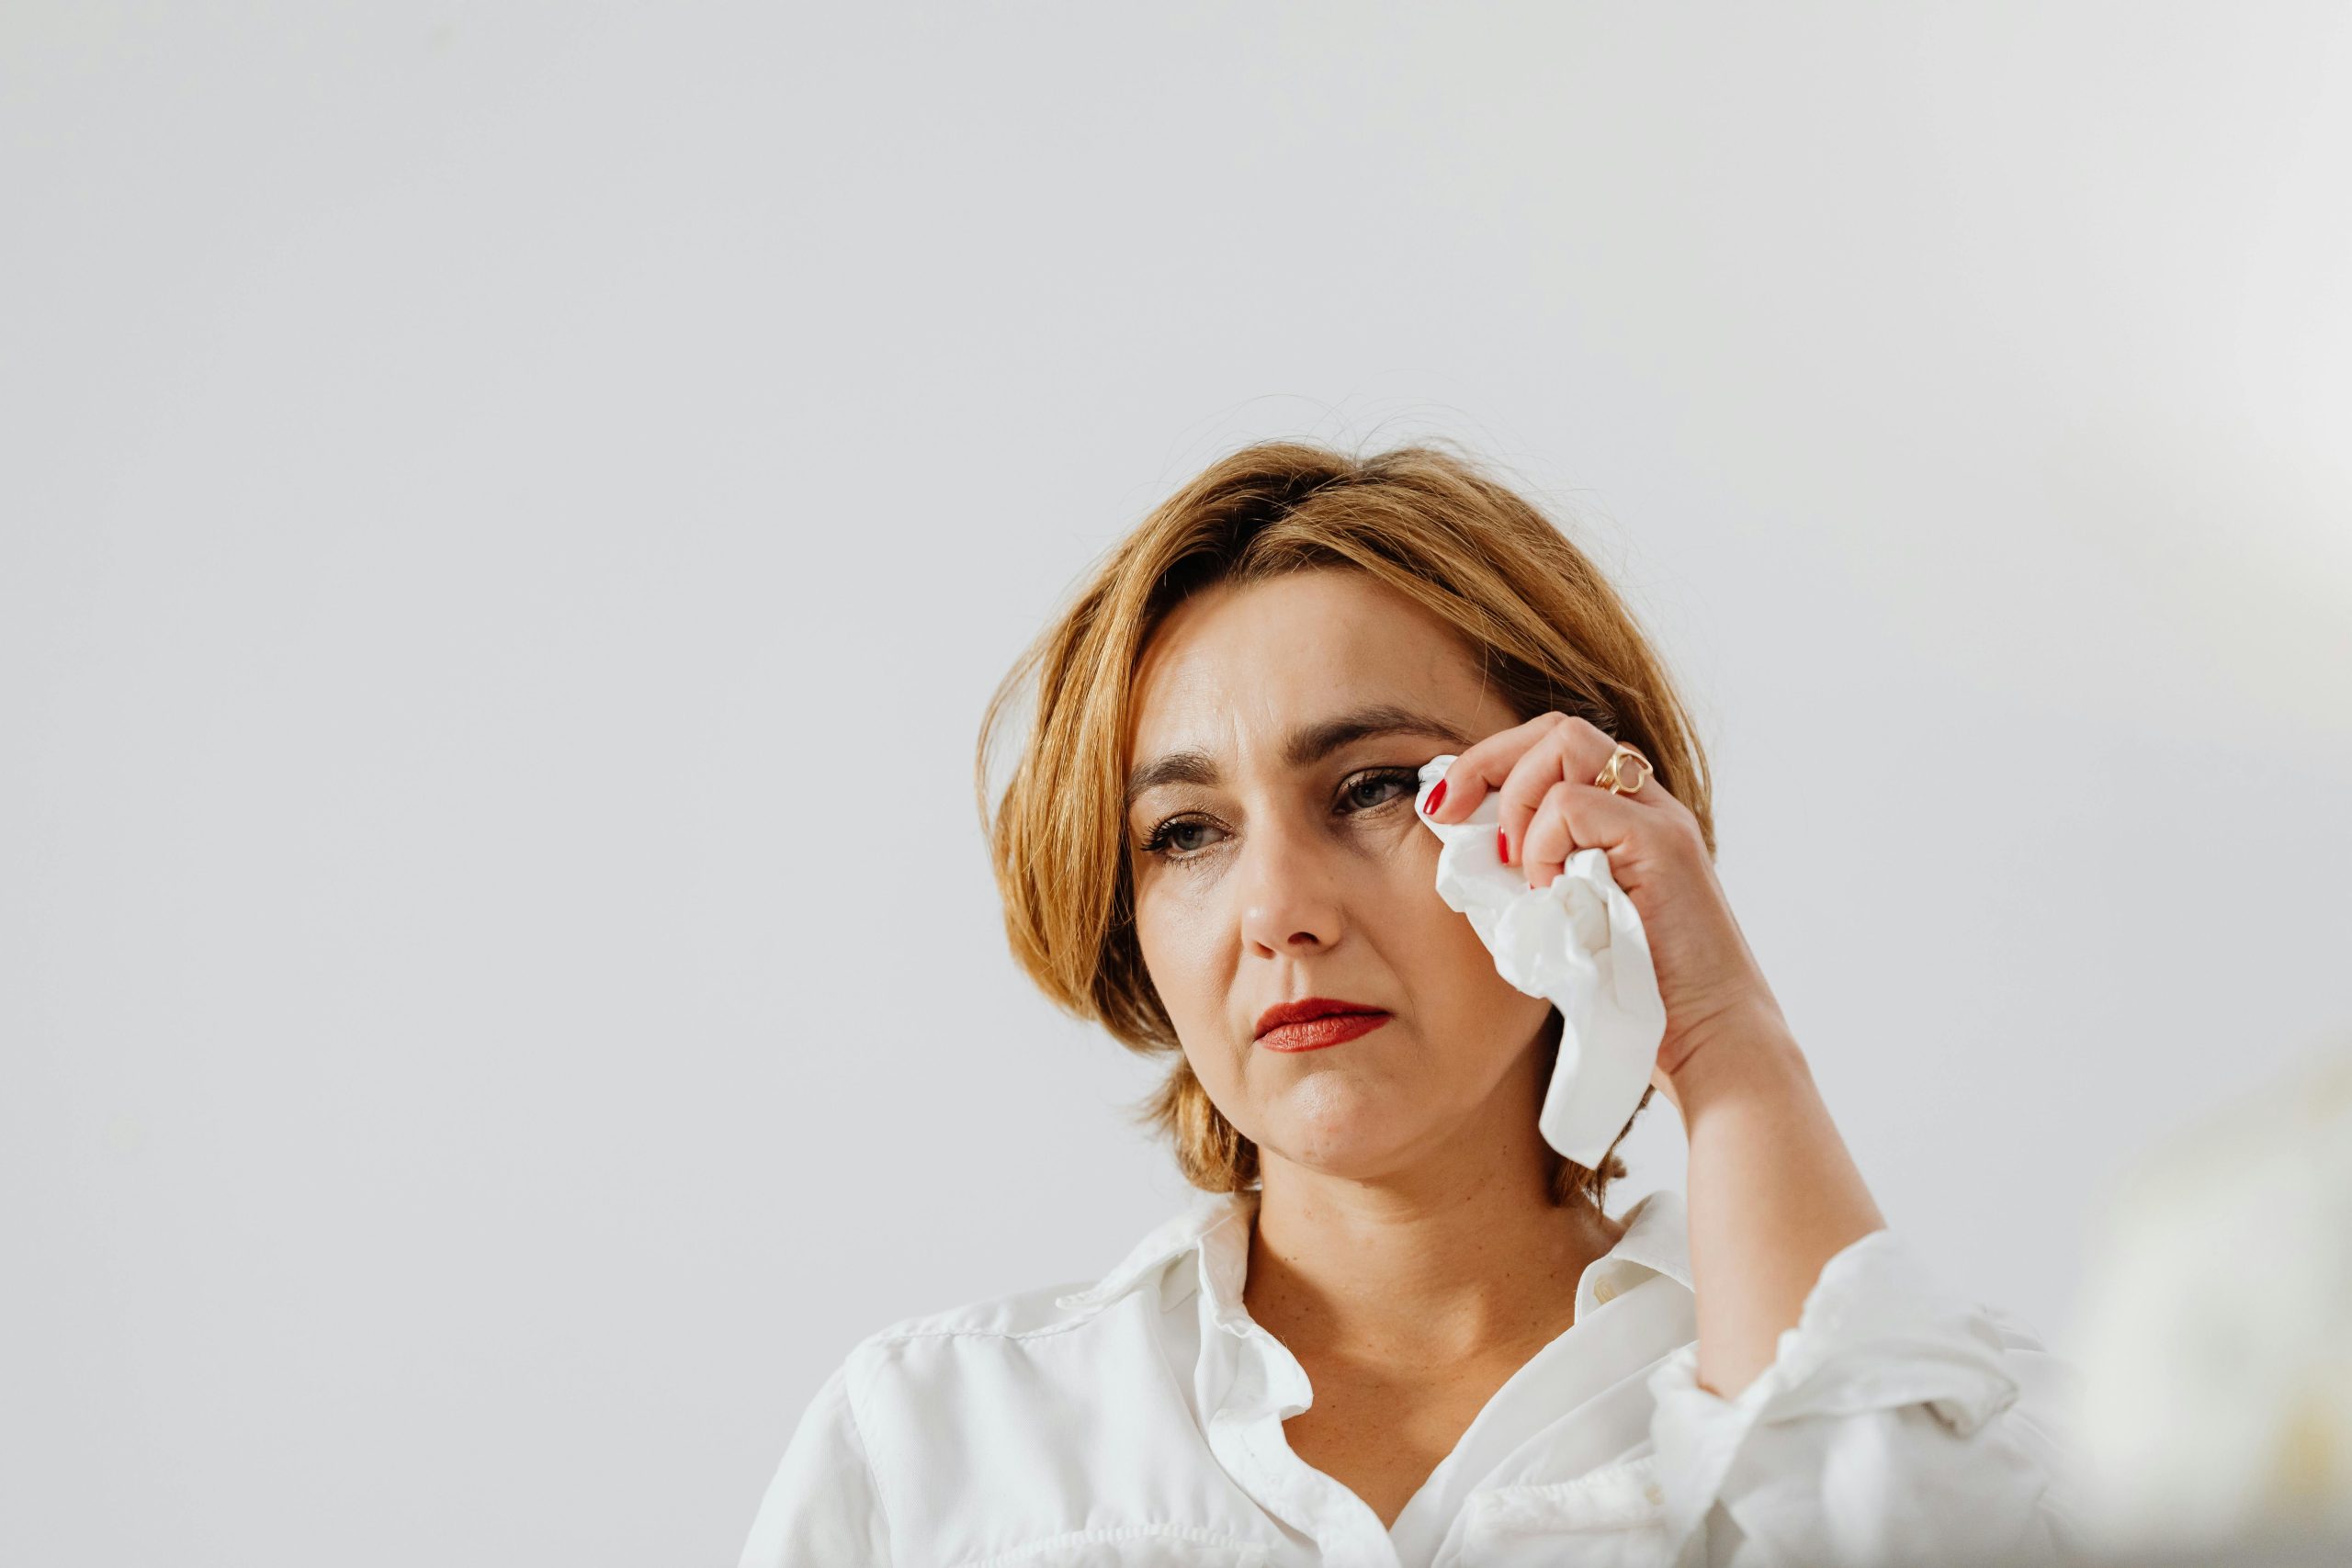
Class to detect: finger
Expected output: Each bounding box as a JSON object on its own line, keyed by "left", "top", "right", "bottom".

{"left": 1424, "top": 712, "right": 1564, "bottom": 823}
{"left": 1518, "top": 778, "right": 1646, "bottom": 888}
{"left": 1491, "top": 718, "right": 1581, "bottom": 866}
{"left": 1516, "top": 779, "right": 1585, "bottom": 888}
{"left": 1496, "top": 714, "right": 1650, "bottom": 863}
{"left": 1500, "top": 721, "right": 1679, "bottom": 863}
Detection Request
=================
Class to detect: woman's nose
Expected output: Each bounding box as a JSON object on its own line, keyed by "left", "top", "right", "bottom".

{"left": 1236, "top": 828, "right": 1346, "bottom": 957}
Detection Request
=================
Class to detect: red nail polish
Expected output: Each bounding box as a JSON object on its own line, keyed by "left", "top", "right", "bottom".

{"left": 1498, "top": 825, "right": 1509, "bottom": 862}
{"left": 1426, "top": 779, "right": 1447, "bottom": 813}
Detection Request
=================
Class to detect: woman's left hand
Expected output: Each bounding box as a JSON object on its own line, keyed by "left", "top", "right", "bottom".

{"left": 1425, "top": 712, "right": 1789, "bottom": 1098}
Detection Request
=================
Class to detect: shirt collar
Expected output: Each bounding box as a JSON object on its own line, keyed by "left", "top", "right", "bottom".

{"left": 1053, "top": 1186, "right": 1259, "bottom": 1313}
{"left": 1584, "top": 1186, "right": 1692, "bottom": 1302}
{"left": 1054, "top": 1184, "right": 1692, "bottom": 1319}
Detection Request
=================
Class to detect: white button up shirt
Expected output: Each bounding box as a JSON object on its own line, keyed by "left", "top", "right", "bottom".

{"left": 739, "top": 1186, "right": 2082, "bottom": 1567}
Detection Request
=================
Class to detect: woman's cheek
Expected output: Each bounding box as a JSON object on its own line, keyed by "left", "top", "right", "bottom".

{"left": 1135, "top": 886, "right": 1227, "bottom": 1009}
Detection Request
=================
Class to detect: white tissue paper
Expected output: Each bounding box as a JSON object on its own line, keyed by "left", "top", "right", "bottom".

{"left": 1414, "top": 754, "right": 1668, "bottom": 1168}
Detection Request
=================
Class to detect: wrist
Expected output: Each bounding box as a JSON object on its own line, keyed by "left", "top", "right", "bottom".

{"left": 1664, "top": 1005, "right": 1810, "bottom": 1121}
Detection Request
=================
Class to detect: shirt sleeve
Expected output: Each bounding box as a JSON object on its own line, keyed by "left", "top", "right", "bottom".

{"left": 1643, "top": 1227, "right": 2088, "bottom": 1568}
{"left": 737, "top": 1355, "right": 895, "bottom": 1568}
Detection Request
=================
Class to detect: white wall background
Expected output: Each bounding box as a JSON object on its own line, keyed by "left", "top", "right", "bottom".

{"left": 6, "top": 5, "right": 2348, "bottom": 1564}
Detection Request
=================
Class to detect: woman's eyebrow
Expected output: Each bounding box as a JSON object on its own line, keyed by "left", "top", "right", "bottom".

{"left": 1123, "top": 705, "right": 1473, "bottom": 813}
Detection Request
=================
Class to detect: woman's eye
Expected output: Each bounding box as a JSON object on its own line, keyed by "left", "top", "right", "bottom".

{"left": 1161, "top": 820, "right": 1216, "bottom": 853}
{"left": 1140, "top": 771, "right": 1416, "bottom": 862}
{"left": 1141, "top": 817, "right": 1224, "bottom": 858}
{"left": 1343, "top": 770, "right": 1416, "bottom": 811}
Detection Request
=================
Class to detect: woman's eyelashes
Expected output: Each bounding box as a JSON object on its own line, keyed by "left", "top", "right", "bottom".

{"left": 1135, "top": 767, "right": 1421, "bottom": 863}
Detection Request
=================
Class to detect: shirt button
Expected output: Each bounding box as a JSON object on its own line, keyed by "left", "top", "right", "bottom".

{"left": 1594, "top": 1280, "right": 1617, "bottom": 1303}
{"left": 1645, "top": 1482, "right": 1665, "bottom": 1506}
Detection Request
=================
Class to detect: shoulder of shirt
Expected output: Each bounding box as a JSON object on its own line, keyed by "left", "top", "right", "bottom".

{"left": 831, "top": 1188, "right": 1255, "bottom": 1359}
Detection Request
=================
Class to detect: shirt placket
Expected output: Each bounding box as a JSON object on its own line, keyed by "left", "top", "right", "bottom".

{"left": 1198, "top": 1290, "right": 1406, "bottom": 1568}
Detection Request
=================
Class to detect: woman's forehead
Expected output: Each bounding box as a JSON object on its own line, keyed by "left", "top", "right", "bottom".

{"left": 1132, "top": 575, "right": 1476, "bottom": 713}
{"left": 1125, "top": 579, "right": 1499, "bottom": 775}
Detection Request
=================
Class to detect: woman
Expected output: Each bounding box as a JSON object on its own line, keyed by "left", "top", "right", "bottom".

{"left": 739, "top": 442, "right": 2079, "bottom": 1568}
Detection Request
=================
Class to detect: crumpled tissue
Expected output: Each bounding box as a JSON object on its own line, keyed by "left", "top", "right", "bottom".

{"left": 1414, "top": 754, "right": 1668, "bottom": 1168}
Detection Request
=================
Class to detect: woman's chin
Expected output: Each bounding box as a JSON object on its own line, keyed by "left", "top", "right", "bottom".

{"left": 1258, "top": 1104, "right": 1443, "bottom": 1178}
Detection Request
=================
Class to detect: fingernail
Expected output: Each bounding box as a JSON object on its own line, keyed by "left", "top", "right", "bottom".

{"left": 1497, "top": 825, "right": 1509, "bottom": 862}
{"left": 1426, "top": 778, "right": 1447, "bottom": 813}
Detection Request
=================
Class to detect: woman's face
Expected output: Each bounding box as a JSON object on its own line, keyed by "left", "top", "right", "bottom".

{"left": 1125, "top": 567, "right": 1552, "bottom": 1187}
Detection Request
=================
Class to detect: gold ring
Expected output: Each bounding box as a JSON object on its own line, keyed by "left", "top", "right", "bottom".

{"left": 1594, "top": 742, "right": 1652, "bottom": 796}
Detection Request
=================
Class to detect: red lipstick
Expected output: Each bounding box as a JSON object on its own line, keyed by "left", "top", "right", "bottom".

{"left": 1254, "top": 997, "right": 1392, "bottom": 1052}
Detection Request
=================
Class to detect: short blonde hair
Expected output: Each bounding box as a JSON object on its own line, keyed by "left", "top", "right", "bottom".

{"left": 974, "top": 440, "right": 1715, "bottom": 1213}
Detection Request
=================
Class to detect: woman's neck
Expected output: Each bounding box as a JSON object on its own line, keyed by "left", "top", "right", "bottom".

{"left": 1240, "top": 1166, "right": 1624, "bottom": 1364}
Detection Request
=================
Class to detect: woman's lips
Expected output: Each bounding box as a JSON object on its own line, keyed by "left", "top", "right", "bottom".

{"left": 1256, "top": 1011, "right": 1392, "bottom": 1051}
